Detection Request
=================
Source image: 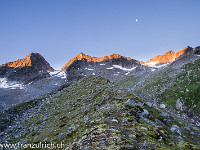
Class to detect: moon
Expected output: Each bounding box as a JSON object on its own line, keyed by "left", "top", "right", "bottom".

{"left": 136, "top": 19, "right": 138, "bottom": 22}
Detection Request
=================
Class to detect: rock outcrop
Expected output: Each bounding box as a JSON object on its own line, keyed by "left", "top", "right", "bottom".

{"left": 0, "top": 53, "right": 54, "bottom": 83}
{"left": 194, "top": 46, "right": 200, "bottom": 55}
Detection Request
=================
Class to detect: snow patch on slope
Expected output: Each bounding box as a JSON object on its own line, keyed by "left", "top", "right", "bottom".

{"left": 145, "top": 61, "right": 169, "bottom": 68}
{"left": 112, "top": 65, "right": 136, "bottom": 71}
{"left": 49, "top": 71, "right": 67, "bottom": 79}
{"left": 85, "top": 68, "right": 94, "bottom": 70}
{"left": 144, "top": 61, "right": 159, "bottom": 66}
{"left": 0, "top": 78, "right": 24, "bottom": 89}
{"left": 106, "top": 67, "right": 114, "bottom": 70}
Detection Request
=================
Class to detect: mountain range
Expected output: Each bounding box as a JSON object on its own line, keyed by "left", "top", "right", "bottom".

{"left": 0, "top": 46, "right": 200, "bottom": 149}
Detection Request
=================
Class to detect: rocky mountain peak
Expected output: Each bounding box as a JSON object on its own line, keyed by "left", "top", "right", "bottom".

{"left": 0, "top": 52, "right": 54, "bottom": 83}
{"left": 0, "top": 52, "right": 52, "bottom": 70}
{"left": 144, "top": 48, "right": 188, "bottom": 65}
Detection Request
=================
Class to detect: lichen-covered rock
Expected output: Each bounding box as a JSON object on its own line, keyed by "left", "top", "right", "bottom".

{"left": 176, "top": 98, "right": 184, "bottom": 112}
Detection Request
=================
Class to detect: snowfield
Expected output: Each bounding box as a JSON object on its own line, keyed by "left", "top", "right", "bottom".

{"left": 49, "top": 71, "right": 67, "bottom": 79}
{"left": 0, "top": 78, "right": 24, "bottom": 89}
{"left": 112, "top": 65, "right": 136, "bottom": 71}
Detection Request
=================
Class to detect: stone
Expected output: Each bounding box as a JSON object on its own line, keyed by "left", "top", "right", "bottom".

{"left": 196, "top": 121, "right": 200, "bottom": 127}
{"left": 127, "top": 99, "right": 136, "bottom": 107}
{"left": 176, "top": 98, "right": 183, "bottom": 111}
{"left": 109, "top": 126, "right": 116, "bottom": 130}
{"left": 137, "top": 102, "right": 144, "bottom": 107}
{"left": 155, "top": 119, "right": 165, "bottom": 126}
{"left": 58, "top": 133, "right": 64, "bottom": 139}
{"left": 190, "top": 131, "right": 194, "bottom": 135}
{"left": 125, "top": 144, "right": 135, "bottom": 149}
{"left": 160, "top": 112, "right": 170, "bottom": 118}
{"left": 140, "top": 109, "right": 149, "bottom": 117}
{"left": 177, "top": 136, "right": 184, "bottom": 142}
{"left": 159, "top": 104, "right": 166, "bottom": 108}
{"left": 122, "top": 119, "right": 128, "bottom": 123}
{"left": 146, "top": 102, "right": 153, "bottom": 107}
{"left": 66, "top": 124, "right": 77, "bottom": 136}
{"left": 99, "top": 142, "right": 107, "bottom": 146}
{"left": 187, "top": 108, "right": 194, "bottom": 117}
{"left": 132, "top": 119, "right": 138, "bottom": 126}
{"left": 111, "top": 118, "right": 118, "bottom": 123}
{"left": 171, "top": 125, "right": 181, "bottom": 135}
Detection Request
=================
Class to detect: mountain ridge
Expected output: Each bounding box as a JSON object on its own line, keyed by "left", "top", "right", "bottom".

{"left": 60, "top": 47, "right": 193, "bottom": 71}
{"left": 60, "top": 53, "right": 142, "bottom": 71}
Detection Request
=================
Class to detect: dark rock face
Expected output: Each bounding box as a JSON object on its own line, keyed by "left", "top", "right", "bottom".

{"left": 0, "top": 53, "right": 54, "bottom": 83}
{"left": 187, "top": 108, "right": 194, "bottom": 118}
{"left": 194, "top": 46, "right": 200, "bottom": 55}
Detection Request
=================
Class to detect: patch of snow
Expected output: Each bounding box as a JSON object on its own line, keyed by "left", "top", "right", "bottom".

{"left": 100, "top": 63, "right": 105, "bottom": 65}
{"left": 145, "top": 61, "right": 169, "bottom": 68}
{"left": 159, "top": 104, "right": 166, "bottom": 108}
{"left": 125, "top": 72, "right": 130, "bottom": 75}
{"left": 49, "top": 71, "right": 67, "bottom": 79}
{"left": 151, "top": 68, "right": 156, "bottom": 71}
{"left": 0, "top": 78, "right": 24, "bottom": 89}
{"left": 153, "top": 63, "right": 169, "bottom": 68}
{"left": 87, "top": 68, "right": 94, "bottom": 70}
{"left": 111, "top": 118, "right": 118, "bottom": 123}
{"left": 112, "top": 65, "right": 136, "bottom": 71}
{"left": 27, "top": 81, "right": 33, "bottom": 85}
{"left": 56, "top": 71, "right": 67, "bottom": 79}
{"left": 49, "top": 71, "right": 59, "bottom": 76}
{"left": 145, "top": 61, "right": 159, "bottom": 66}
{"left": 106, "top": 67, "right": 114, "bottom": 69}
{"left": 92, "top": 73, "right": 95, "bottom": 75}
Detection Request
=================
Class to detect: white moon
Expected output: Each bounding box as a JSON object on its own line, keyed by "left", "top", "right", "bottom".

{"left": 136, "top": 19, "right": 138, "bottom": 22}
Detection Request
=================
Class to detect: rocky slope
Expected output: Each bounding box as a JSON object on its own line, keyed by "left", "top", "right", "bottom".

{"left": 1, "top": 76, "right": 200, "bottom": 149}
{"left": 117, "top": 46, "right": 200, "bottom": 125}
{"left": 0, "top": 46, "right": 200, "bottom": 149}
{"left": 0, "top": 53, "right": 54, "bottom": 83}
{"left": 0, "top": 53, "right": 68, "bottom": 111}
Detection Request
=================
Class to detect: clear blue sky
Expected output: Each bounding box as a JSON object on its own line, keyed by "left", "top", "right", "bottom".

{"left": 0, "top": 0, "right": 200, "bottom": 70}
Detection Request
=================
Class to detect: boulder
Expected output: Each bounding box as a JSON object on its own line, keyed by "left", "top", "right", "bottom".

{"left": 176, "top": 98, "right": 184, "bottom": 112}
{"left": 187, "top": 108, "right": 194, "bottom": 118}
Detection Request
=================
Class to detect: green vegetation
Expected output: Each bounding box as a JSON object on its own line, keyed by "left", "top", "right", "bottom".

{"left": 117, "top": 58, "right": 200, "bottom": 117}
{"left": 3, "top": 76, "right": 200, "bottom": 149}
{"left": 162, "top": 59, "right": 200, "bottom": 113}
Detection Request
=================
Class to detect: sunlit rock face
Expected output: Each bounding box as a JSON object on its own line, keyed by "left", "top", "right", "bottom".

{"left": 0, "top": 53, "right": 54, "bottom": 83}
{"left": 144, "top": 48, "right": 189, "bottom": 66}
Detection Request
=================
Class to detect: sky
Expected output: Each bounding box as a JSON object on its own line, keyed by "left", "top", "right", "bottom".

{"left": 0, "top": 0, "right": 200, "bottom": 70}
